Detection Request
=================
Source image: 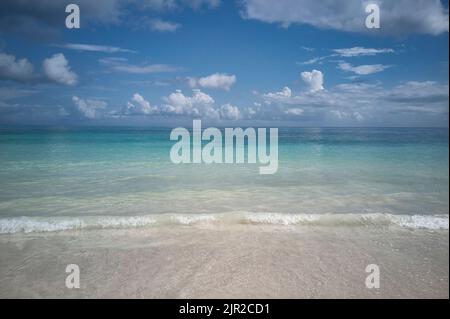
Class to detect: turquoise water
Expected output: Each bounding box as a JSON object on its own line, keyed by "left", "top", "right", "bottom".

{"left": 0, "top": 127, "right": 448, "bottom": 232}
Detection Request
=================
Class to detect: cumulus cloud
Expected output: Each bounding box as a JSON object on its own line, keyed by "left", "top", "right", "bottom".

{"left": 219, "top": 103, "right": 241, "bottom": 120}
{"left": 263, "top": 86, "right": 292, "bottom": 99}
{"left": 125, "top": 93, "right": 156, "bottom": 115}
{"left": 188, "top": 73, "right": 237, "bottom": 90}
{"left": 121, "top": 89, "right": 241, "bottom": 120}
{"left": 301, "top": 70, "right": 324, "bottom": 92}
{"left": 338, "top": 62, "right": 391, "bottom": 75}
{"left": 386, "top": 81, "right": 450, "bottom": 106}
{"left": 43, "top": 53, "right": 78, "bottom": 86}
{"left": 162, "top": 89, "right": 216, "bottom": 117}
{"left": 121, "top": 90, "right": 216, "bottom": 118}
{"left": 257, "top": 80, "right": 448, "bottom": 124}
{"left": 240, "top": 0, "right": 449, "bottom": 35}
{"left": 1, "top": 52, "right": 80, "bottom": 85}
{"left": 58, "top": 43, "right": 136, "bottom": 53}
{"left": 0, "top": 52, "right": 35, "bottom": 82}
{"left": 72, "top": 96, "right": 107, "bottom": 119}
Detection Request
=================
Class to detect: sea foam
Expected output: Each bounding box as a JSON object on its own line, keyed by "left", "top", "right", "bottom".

{"left": 0, "top": 213, "right": 448, "bottom": 234}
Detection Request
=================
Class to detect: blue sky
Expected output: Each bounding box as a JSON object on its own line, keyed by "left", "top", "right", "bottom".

{"left": 0, "top": 0, "right": 448, "bottom": 127}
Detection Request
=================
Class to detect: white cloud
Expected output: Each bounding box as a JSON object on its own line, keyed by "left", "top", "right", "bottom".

{"left": 189, "top": 73, "right": 237, "bottom": 90}
{"left": 99, "top": 57, "right": 180, "bottom": 74}
{"left": 387, "top": 81, "right": 450, "bottom": 107}
{"left": 72, "top": 96, "right": 107, "bottom": 119}
{"left": 0, "top": 52, "right": 35, "bottom": 82}
{"left": 148, "top": 19, "right": 181, "bottom": 32}
{"left": 219, "top": 103, "right": 241, "bottom": 120}
{"left": 113, "top": 64, "right": 178, "bottom": 74}
{"left": 257, "top": 80, "right": 448, "bottom": 123}
{"left": 299, "top": 47, "right": 395, "bottom": 65}
{"left": 162, "top": 89, "right": 242, "bottom": 119}
{"left": 122, "top": 90, "right": 215, "bottom": 118}
{"left": 263, "top": 86, "right": 292, "bottom": 99}
{"left": 125, "top": 93, "right": 156, "bottom": 115}
{"left": 122, "top": 89, "right": 241, "bottom": 120}
{"left": 162, "top": 89, "right": 216, "bottom": 116}
{"left": 333, "top": 47, "right": 394, "bottom": 57}
{"left": 241, "top": 0, "right": 449, "bottom": 35}
{"left": 338, "top": 62, "right": 391, "bottom": 75}
{"left": 43, "top": 53, "right": 78, "bottom": 86}
{"left": 58, "top": 43, "right": 136, "bottom": 53}
{"left": 299, "top": 56, "right": 328, "bottom": 65}
{"left": 301, "top": 70, "right": 324, "bottom": 92}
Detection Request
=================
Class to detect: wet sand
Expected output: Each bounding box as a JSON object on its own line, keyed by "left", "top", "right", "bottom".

{"left": 0, "top": 225, "right": 448, "bottom": 298}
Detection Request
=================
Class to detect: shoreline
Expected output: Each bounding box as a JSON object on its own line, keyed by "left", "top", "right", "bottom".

{"left": 1, "top": 212, "right": 448, "bottom": 234}
{"left": 0, "top": 224, "right": 448, "bottom": 298}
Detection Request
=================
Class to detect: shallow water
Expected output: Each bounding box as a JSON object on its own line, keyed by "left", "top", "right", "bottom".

{"left": 0, "top": 127, "right": 448, "bottom": 233}
{"left": 1, "top": 225, "right": 448, "bottom": 298}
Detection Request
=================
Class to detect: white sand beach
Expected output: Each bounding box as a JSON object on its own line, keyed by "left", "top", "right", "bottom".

{"left": 0, "top": 224, "right": 448, "bottom": 299}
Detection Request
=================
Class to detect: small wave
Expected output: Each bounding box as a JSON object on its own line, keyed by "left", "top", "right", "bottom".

{"left": 170, "top": 214, "right": 216, "bottom": 225}
{"left": 0, "top": 216, "right": 157, "bottom": 234}
{"left": 389, "top": 214, "right": 449, "bottom": 230}
{"left": 243, "top": 212, "right": 449, "bottom": 230}
{"left": 0, "top": 213, "right": 447, "bottom": 234}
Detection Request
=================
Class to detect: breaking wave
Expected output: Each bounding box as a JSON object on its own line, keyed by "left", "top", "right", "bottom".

{"left": 0, "top": 212, "right": 448, "bottom": 234}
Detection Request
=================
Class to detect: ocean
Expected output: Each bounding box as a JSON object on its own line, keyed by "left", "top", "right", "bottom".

{"left": 0, "top": 127, "right": 448, "bottom": 233}
{"left": 0, "top": 126, "right": 448, "bottom": 298}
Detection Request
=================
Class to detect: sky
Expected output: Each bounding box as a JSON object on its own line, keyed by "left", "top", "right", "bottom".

{"left": 0, "top": 0, "right": 448, "bottom": 127}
